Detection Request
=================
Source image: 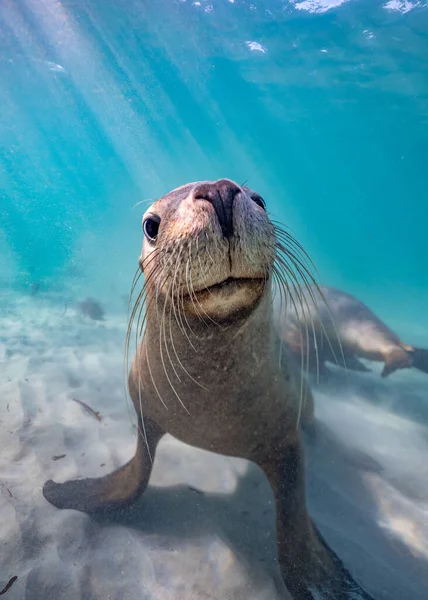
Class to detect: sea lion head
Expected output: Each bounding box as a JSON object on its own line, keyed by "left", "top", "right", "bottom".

{"left": 139, "top": 179, "right": 277, "bottom": 321}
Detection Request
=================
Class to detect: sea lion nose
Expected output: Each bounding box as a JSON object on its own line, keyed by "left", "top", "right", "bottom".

{"left": 193, "top": 179, "right": 241, "bottom": 239}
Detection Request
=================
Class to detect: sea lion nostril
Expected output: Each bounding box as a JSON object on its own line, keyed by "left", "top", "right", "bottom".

{"left": 193, "top": 180, "right": 241, "bottom": 239}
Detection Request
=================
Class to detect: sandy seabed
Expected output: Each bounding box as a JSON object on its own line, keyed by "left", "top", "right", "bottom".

{"left": 1, "top": 291, "right": 427, "bottom": 599}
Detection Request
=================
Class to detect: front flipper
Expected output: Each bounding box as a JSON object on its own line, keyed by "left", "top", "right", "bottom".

{"left": 43, "top": 415, "right": 164, "bottom": 514}
{"left": 309, "top": 526, "right": 375, "bottom": 600}
{"left": 258, "top": 435, "right": 375, "bottom": 600}
{"left": 381, "top": 347, "right": 413, "bottom": 378}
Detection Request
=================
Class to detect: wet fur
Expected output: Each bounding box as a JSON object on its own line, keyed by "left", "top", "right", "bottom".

{"left": 43, "top": 180, "right": 373, "bottom": 599}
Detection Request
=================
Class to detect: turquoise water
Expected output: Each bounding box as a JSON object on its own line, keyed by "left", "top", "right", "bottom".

{"left": 1, "top": 2, "right": 428, "bottom": 599}
{"left": 1, "top": 0, "right": 427, "bottom": 333}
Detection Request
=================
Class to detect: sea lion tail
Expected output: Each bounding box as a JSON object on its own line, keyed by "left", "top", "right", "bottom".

{"left": 411, "top": 347, "right": 428, "bottom": 375}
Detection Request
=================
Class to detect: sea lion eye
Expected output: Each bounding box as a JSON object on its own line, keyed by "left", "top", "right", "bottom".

{"left": 251, "top": 194, "right": 266, "bottom": 210}
{"left": 143, "top": 215, "right": 161, "bottom": 243}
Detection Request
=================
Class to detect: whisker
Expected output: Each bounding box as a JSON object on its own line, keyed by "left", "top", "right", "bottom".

{"left": 275, "top": 254, "right": 320, "bottom": 385}
{"left": 184, "top": 247, "right": 206, "bottom": 324}
{"left": 186, "top": 240, "right": 221, "bottom": 328}
{"left": 158, "top": 279, "right": 191, "bottom": 414}
{"left": 160, "top": 279, "right": 182, "bottom": 383}
{"left": 145, "top": 336, "right": 169, "bottom": 411}
{"left": 168, "top": 299, "right": 209, "bottom": 391}
{"left": 272, "top": 265, "right": 310, "bottom": 427}
{"left": 276, "top": 244, "right": 346, "bottom": 373}
{"left": 131, "top": 197, "right": 155, "bottom": 211}
{"left": 272, "top": 227, "right": 340, "bottom": 424}
{"left": 173, "top": 259, "right": 199, "bottom": 348}
{"left": 137, "top": 371, "right": 152, "bottom": 465}
{"left": 169, "top": 246, "right": 193, "bottom": 341}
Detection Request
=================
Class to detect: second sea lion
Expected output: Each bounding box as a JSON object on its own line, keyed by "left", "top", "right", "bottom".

{"left": 275, "top": 284, "right": 428, "bottom": 379}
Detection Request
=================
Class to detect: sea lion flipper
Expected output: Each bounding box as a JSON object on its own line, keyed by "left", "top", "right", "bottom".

{"left": 43, "top": 415, "right": 164, "bottom": 514}
{"left": 411, "top": 347, "right": 428, "bottom": 375}
{"left": 311, "top": 526, "right": 376, "bottom": 599}
{"left": 258, "top": 435, "right": 375, "bottom": 599}
{"left": 381, "top": 347, "right": 413, "bottom": 377}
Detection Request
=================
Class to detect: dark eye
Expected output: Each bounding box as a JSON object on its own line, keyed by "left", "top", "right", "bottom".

{"left": 251, "top": 194, "right": 266, "bottom": 210}
{"left": 143, "top": 215, "right": 161, "bottom": 242}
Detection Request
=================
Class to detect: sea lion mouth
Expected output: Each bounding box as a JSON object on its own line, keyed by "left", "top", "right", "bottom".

{"left": 179, "top": 276, "right": 267, "bottom": 321}
{"left": 189, "top": 276, "right": 266, "bottom": 298}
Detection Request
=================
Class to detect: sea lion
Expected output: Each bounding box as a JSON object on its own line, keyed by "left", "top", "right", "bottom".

{"left": 275, "top": 284, "right": 428, "bottom": 379}
{"left": 43, "top": 179, "right": 374, "bottom": 600}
